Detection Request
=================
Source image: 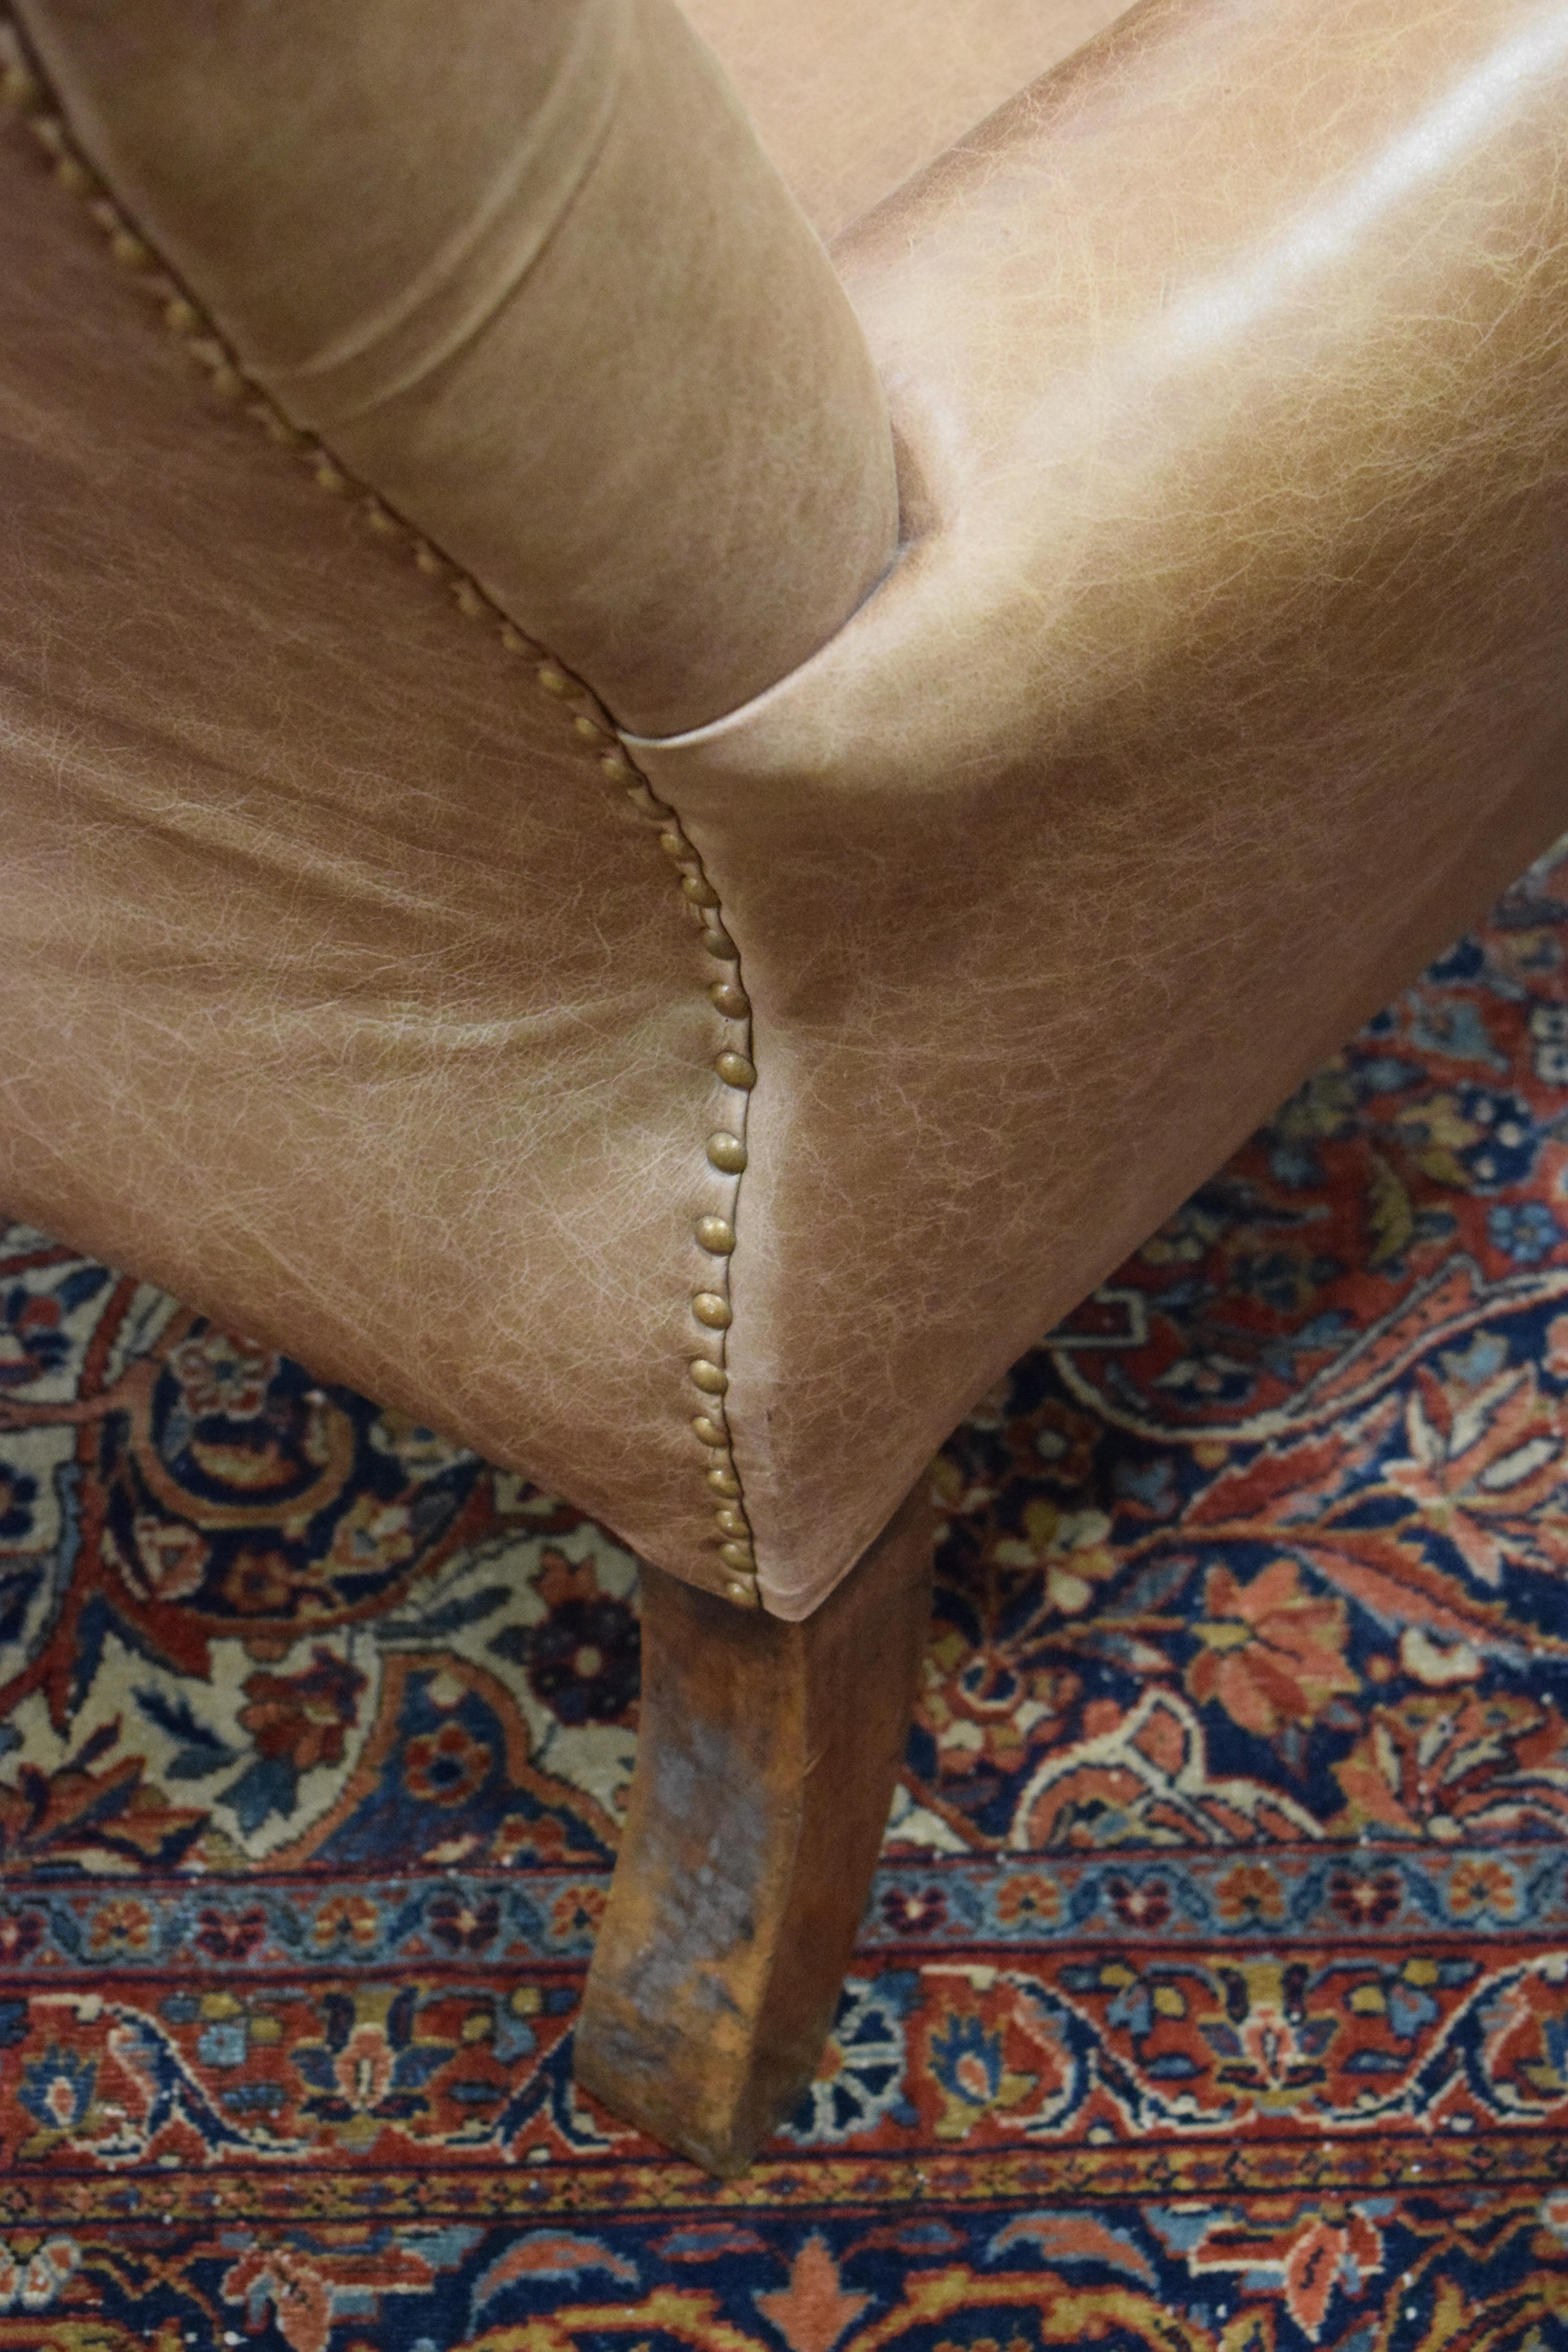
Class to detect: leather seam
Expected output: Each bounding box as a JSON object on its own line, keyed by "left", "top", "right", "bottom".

{"left": 0, "top": 20, "right": 762, "bottom": 1611}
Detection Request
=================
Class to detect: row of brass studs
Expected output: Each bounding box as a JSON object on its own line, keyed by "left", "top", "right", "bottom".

{"left": 1, "top": 22, "right": 762, "bottom": 1607}
{"left": 656, "top": 806, "right": 759, "bottom": 1602}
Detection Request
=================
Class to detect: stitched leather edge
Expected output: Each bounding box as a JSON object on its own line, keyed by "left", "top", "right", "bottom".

{"left": 0, "top": 18, "right": 762, "bottom": 1611}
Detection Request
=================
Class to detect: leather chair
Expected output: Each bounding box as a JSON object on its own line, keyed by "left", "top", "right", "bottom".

{"left": 3, "top": 0, "right": 1566, "bottom": 2172}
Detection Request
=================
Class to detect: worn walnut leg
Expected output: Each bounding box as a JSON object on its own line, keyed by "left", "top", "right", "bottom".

{"left": 573, "top": 1480, "right": 933, "bottom": 2175}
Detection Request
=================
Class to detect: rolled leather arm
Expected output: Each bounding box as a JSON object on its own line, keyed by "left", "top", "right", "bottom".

{"left": 16, "top": 0, "right": 898, "bottom": 735}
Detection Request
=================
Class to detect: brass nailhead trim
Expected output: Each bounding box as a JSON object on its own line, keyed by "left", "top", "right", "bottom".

{"left": 2, "top": 19, "right": 764, "bottom": 1611}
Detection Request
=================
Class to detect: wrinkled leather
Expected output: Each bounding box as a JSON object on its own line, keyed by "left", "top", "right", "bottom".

{"left": 6, "top": 0, "right": 1568, "bottom": 1622}
{"left": 20, "top": 0, "right": 897, "bottom": 737}
{"left": 638, "top": 0, "right": 1568, "bottom": 1613}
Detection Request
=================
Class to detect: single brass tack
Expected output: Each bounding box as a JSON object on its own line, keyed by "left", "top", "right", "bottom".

{"left": 709, "top": 980, "right": 750, "bottom": 1018}
{"left": 600, "top": 752, "right": 634, "bottom": 784}
{"left": 696, "top": 1216, "right": 736, "bottom": 1256}
{"left": 715, "top": 1052, "right": 755, "bottom": 1089}
{"left": 625, "top": 783, "right": 671, "bottom": 821}
{"left": 452, "top": 581, "right": 486, "bottom": 619}
{"left": 499, "top": 626, "right": 531, "bottom": 656}
{"left": 691, "top": 1414, "right": 730, "bottom": 1448}
{"left": 364, "top": 501, "right": 400, "bottom": 536}
{"left": 706, "top": 1132, "right": 748, "bottom": 1175}
{"left": 573, "top": 715, "right": 604, "bottom": 742}
{"left": 253, "top": 402, "right": 302, "bottom": 446}
{"left": 719, "top": 1539, "right": 756, "bottom": 1572}
{"left": 706, "top": 1467, "right": 742, "bottom": 1498}
{"left": 163, "top": 297, "right": 199, "bottom": 336}
{"left": 109, "top": 230, "right": 150, "bottom": 270}
{"left": 413, "top": 544, "right": 446, "bottom": 576}
{"left": 681, "top": 873, "right": 720, "bottom": 908}
{"left": 689, "top": 1358, "right": 728, "bottom": 1395}
{"left": 1, "top": 62, "right": 39, "bottom": 109}
{"left": 699, "top": 925, "right": 738, "bottom": 962}
{"left": 715, "top": 1506, "right": 749, "bottom": 1539}
{"left": 537, "top": 666, "right": 571, "bottom": 696}
{"left": 691, "top": 1290, "right": 733, "bottom": 1330}
{"left": 313, "top": 459, "right": 348, "bottom": 493}
{"left": 725, "top": 1578, "right": 758, "bottom": 1606}
{"left": 658, "top": 831, "right": 691, "bottom": 863}
{"left": 55, "top": 153, "right": 94, "bottom": 195}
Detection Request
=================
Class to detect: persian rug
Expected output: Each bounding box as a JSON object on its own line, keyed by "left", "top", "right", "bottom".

{"left": 4, "top": 845, "right": 1568, "bottom": 2352}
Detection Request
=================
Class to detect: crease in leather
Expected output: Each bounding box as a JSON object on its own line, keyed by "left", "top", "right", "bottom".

{"left": 261, "top": 0, "right": 631, "bottom": 431}
{"left": 622, "top": 532, "right": 920, "bottom": 754}
{"left": 16, "top": 0, "right": 901, "bottom": 736}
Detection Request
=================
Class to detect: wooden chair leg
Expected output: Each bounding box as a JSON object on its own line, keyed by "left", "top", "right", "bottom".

{"left": 573, "top": 1479, "right": 933, "bottom": 2175}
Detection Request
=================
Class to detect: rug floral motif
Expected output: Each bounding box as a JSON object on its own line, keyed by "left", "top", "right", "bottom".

{"left": 4, "top": 847, "right": 1568, "bottom": 2349}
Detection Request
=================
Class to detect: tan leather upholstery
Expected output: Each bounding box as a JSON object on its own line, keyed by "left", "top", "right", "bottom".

{"left": 636, "top": 0, "right": 1568, "bottom": 1609}
{"left": 683, "top": 0, "right": 1129, "bottom": 240}
{"left": 21, "top": 0, "right": 896, "bottom": 736}
{"left": 4, "top": 0, "right": 1568, "bottom": 1618}
{"left": 0, "top": 114, "right": 751, "bottom": 1591}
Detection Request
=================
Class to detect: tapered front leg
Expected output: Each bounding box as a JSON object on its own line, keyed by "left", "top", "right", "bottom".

{"left": 573, "top": 1481, "right": 933, "bottom": 2175}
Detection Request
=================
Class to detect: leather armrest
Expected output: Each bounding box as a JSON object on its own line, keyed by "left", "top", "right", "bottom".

{"left": 18, "top": 0, "right": 897, "bottom": 735}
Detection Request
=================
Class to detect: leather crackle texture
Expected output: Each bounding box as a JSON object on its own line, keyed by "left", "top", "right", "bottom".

{"left": 637, "top": 0, "right": 1568, "bottom": 1615}
{"left": 0, "top": 11, "right": 782, "bottom": 1606}
{"left": 9, "top": 0, "right": 1568, "bottom": 1627}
